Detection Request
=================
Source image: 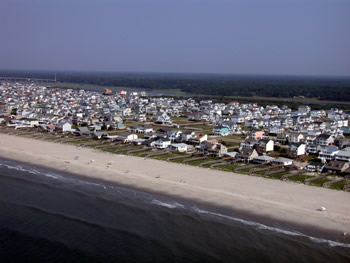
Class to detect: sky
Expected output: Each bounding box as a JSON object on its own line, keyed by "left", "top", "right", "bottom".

{"left": 1, "top": 0, "right": 350, "bottom": 76}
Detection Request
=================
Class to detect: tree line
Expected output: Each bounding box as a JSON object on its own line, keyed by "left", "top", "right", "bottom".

{"left": 1, "top": 70, "right": 349, "bottom": 102}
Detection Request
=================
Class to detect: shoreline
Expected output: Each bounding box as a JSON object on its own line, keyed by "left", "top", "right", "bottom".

{"left": 0, "top": 134, "right": 350, "bottom": 241}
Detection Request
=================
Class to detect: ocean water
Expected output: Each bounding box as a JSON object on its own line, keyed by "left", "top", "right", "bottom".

{"left": 0, "top": 158, "right": 349, "bottom": 263}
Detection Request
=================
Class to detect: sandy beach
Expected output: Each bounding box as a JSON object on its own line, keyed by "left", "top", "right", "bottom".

{"left": 0, "top": 133, "right": 350, "bottom": 236}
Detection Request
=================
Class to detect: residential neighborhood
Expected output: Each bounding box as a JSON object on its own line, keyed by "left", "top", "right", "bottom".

{"left": 1, "top": 81, "right": 350, "bottom": 191}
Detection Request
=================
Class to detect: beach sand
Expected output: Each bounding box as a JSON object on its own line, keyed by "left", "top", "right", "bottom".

{"left": 0, "top": 133, "right": 349, "bottom": 235}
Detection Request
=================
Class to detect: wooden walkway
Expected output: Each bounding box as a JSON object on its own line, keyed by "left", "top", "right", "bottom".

{"left": 303, "top": 172, "right": 330, "bottom": 184}
{"left": 322, "top": 177, "right": 344, "bottom": 188}
{"left": 264, "top": 168, "right": 287, "bottom": 177}
{"left": 145, "top": 150, "right": 170, "bottom": 158}
{"left": 343, "top": 184, "right": 350, "bottom": 191}
{"left": 249, "top": 164, "right": 283, "bottom": 175}
{"left": 183, "top": 156, "right": 208, "bottom": 164}
{"left": 167, "top": 154, "right": 192, "bottom": 161}
{"left": 199, "top": 159, "right": 223, "bottom": 167}
{"left": 127, "top": 147, "right": 151, "bottom": 155}
{"left": 234, "top": 163, "right": 262, "bottom": 172}
{"left": 280, "top": 170, "right": 305, "bottom": 181}
{"left": 114, "top": 146, "right": 136, "bottom": 153}
{"left": 210, "top": 161, "right": 232, "bottom": 169}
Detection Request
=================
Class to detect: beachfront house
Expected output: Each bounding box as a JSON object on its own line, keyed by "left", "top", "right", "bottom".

{"left": 324, "top": 160, "right": 350, "bottom": 174}
{"left": 74, "top": 127, "right": 91, "bottom": 136}
{"left": 207, "top": 143, "right": 227, "bottom": 157}
{"left": 223, "top": 152, "right": 239, "bottom": 159}
{"left": 272, "top": 157, "right": 293, "bottom": 166}
{"left": 56, "top": 122, "right": 72, "bottom": 133}
{"left": 254, "top": 139, "right": 274, "bottom": 154}
{"left": 287, "top": 143, "right": 306, "bottom": 158}
{"left": 335, "top": 148, "right": 350, "bottom": 162}
{"left": 307, "top": 144, "right": 322, "bottom": 154}
{"left": 14, "top": 118, "right": 39, "bottom": 129}
{"left": 152, "top": 138, "right": 172, "bottom": 149}
{"left": 168, "top": 143, "right": 189, "bottom": 152}
{"left": 91, "top": 131, "right": 108, "bottom": 139}
{"left": 304, "top": 162, "right": 325, "bottom": 172}
{"left": 195, "top": 141, "right": 228, "bottom": 157}
{"left": 240, "top": 138, "right": 257, "bottom": 150}
{"left": 318, "top": 146, "right": 339, "bottom": 162}
{"left": 115, "top": 133, "right": 138, "bottom": 143}
{"left": 252, "top": 155, "right": 276, "bottom": 164}
{"left": 334, "top": 137, "right": 350, "bottom": 149}
{"left": 237, "top": 148, "right": 259, "bottom": 162}
{"left": 132, "top": 138, "right": 146, "bottom": 146}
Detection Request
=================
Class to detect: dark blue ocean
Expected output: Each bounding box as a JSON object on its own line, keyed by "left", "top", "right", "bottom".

{"left": 0, "top": 158, "right": 349, "bottom": 263}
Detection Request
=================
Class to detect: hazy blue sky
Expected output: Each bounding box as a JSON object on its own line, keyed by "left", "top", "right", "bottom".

{"left": 1, "top": 0, "right": 350, "bottom": 76}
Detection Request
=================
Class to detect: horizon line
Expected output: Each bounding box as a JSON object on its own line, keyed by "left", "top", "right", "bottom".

{"left": 0, "top": 68, "right": 350, "bottom": 79}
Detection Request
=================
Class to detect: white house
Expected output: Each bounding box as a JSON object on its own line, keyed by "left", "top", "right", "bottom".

{"left": 287, "top": 143, "right": 306, "bottom": 158}
{"left": 254, "top": 139, "right": 274, "bottom": 154}
{"left": 115, "top": 133, "right": 138, "bottom": 143}
{"left": 152, "top": 138, "right": 172, "bottom": 149}
{"left": 231, "top": 115, "right": 245, "bottom": 124}
{"left": 315, "top": 134, "right": 334, "bottom": 146}
{"left": 318, "top": 146, "right": 339, "bottom": 161}
{"left": 168, "top": 143, "right": 189, "bottom": 152}
{"left": 155, "top": 113, "right": 172, "bottom": 124}
{"left": 288, "top": 133, "right": 304, "bottom": 143}
{"left": 60, "top": 122, "right": 72, "bottom": 133}
{"left": 168, "top": 130, "right": 182, "bottom": 142}
{"left": 272, "top": 157, "right": 293, "bottom": 166}
{"left": 253, "top": 155, "right": 276, "bottom": 164}
{"left": 335, "top": 148, "right": 350, "bottom": 162}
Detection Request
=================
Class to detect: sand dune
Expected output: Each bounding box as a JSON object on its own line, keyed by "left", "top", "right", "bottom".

{"left": 0, "top": 133, "right": 349, "bottom": 235}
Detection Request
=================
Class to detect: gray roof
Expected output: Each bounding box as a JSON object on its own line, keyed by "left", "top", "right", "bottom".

{"left": 336, "top": 149, "right": 350, "bottom": 157}
{"left": 274, "top": 157, "right": 293, "bottom": 163}
{"left": 253, "top": 155, "right": 276, "bottom": 161}
{"left": 170, "top": 143, "right": 188, "bottom": 147}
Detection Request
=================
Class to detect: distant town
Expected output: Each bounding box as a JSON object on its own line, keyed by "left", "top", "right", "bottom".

{"left": 1, "top": 81, "right": 350, "bottom": 191}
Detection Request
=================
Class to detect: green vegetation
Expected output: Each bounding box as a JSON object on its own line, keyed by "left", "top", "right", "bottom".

{"left": 186, "top": 159, "right": 210, "bottom": 166}
{"left": 215, "top": 163, "right": 240, "bottom": 172}
{"left": 151, "top": 153, "right": 182, "bottom": 161}
{"left": 267, "top": 172, "right": 289, "bottom": 180}
{"left": 309, "top": 178, "right": 331, "bottom": 187}
{"left": 2, "top": 71, "right": 350, "bottom": 105}
{"left": 168, "top": 157, "right": 188, "bottom": 164}
{"left": 286, "top": 174, "right": 313, "bottom": 183}
{"left": 329, "top": 180, "right": 349, "bottom": 191}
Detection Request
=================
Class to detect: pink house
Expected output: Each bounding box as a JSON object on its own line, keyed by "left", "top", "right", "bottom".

{"left": 248, "top": 130, "right": 264, "bottom": 140}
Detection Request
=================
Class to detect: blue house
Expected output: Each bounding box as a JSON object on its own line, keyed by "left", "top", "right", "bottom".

{"left": 342, "top": 126, "right": 350, "bottom": 135}
{"left": 212, "top": 126, "right": 230, "bottom": 136}
{"left": 116, "top": 122, "right": 126, "bottom": 130}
